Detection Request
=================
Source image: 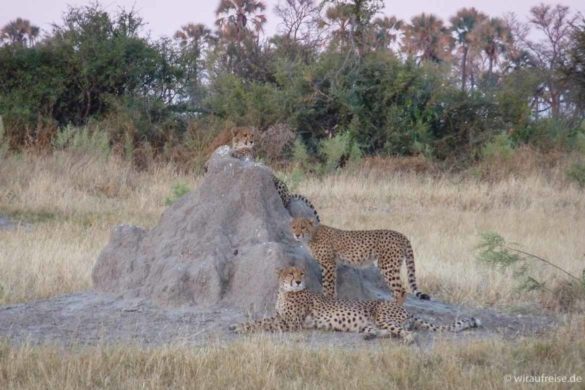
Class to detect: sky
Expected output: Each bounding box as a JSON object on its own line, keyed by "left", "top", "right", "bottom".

{"left": 1, "top": 0, "right": 583, "bottom": 40}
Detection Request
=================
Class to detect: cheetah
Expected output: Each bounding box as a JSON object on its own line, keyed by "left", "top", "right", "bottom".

{"left": 230, "top": 266, "right": 479, "bottom": 343}
{"left": 272, "top": 176, "right": 320, "bottom": 223}
{"left": 204, "top": 126, "right": 257, "bottom": 160}
{"left": 290, "top": 218, "right": 430, "bottom": 304}
{"left": 203, "top": 127, "right": 320, "bottom": 221}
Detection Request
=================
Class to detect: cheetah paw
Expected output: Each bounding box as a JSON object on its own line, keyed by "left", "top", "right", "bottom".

{"left": 363, "top": 333, "right": 377, "bottom": 341}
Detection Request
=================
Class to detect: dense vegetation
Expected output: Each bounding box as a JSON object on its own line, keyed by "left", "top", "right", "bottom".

{"left": 1, "top": 0, "right": 584, "bottom": 170}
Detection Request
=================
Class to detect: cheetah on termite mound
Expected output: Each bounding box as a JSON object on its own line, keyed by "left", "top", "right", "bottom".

{"left": 204, "top": 127, "right": 320, "bottom": 222}
{"left": 290, "top": 218, "right": 430, "bottom": 304}
{"left": 230, "top": 267, "right": 479, "bottom": 343}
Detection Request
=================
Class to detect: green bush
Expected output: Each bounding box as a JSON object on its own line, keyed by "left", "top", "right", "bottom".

{"left": 482, "top": 133, "right": 514, "bottom": 161}
{"left": 53, "top": 125, "right": 111, "bottom": 159}
{"left": 567, "top": 162, "right": 585, "bottom": 188}
{"left": 292, "top": 138, "right": 310, "bottom": 169}
{"left": 321, "top": 132, "right": 352, "bottom": 172}
{"left": 165, "top": 183, "right": 191, "bottom": 206}
{"left": 476, "top": 232, "right": 585, "bottom": 310}
{"left": 0, "top": 115, "right": 8, "bottom": 159}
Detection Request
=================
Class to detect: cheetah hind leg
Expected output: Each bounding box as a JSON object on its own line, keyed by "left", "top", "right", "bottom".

{"left": 374, "top": 320, "right": 415, "bottom": 344}
{"left": 411, "top": 317, "right": 481, "bottom": 332}
{"left": 361, "top": 325, "right": 386, "bottom": 341}
{"left": 229, "top": 316, "right": 290, "bottom": 334}
{"left": 379, "top": 265, "right": 407, "bottom": 306}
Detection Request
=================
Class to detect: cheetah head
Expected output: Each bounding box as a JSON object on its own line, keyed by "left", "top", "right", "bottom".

{"left": 278, "top": 266, "right": 306, "bottom": 292}
{"left": 231, "top": 127, "right": 256, "bottom": 150}
{"left": 290, "top": 218, "right": 317, "bottom": 243}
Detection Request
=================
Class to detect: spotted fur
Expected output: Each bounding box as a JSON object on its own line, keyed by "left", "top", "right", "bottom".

{"left": 273, "top": 176, "right": 320, "bottom": 223}
{"left": 291, "top": 218, "right": 430, "bottom": 304}
{"left": 230, "top": 267, "right": 479, "bottom": 342}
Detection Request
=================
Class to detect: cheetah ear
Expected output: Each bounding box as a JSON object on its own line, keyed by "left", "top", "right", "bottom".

{"left": 275, "top": 266, "right": 287, "bottom": 276}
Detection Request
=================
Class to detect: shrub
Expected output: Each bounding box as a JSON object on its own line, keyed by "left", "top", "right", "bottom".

{"left": 476, "top": 232, "right": 585, "bottom": 311}
{"left": 567, "top": 162, "right": 585, "bottom": 188}
{"left": 482, "top": 133, "right": 514, "bottom": 161}
{"left": 53, "top": 125, "right": 111, "bottom": 159}
{"left": 0, "top": 115, "right": 8, "bottom": 159}
{"left": 321, "top": 132, "right": 351, "bottom": 172}
{"left": 257, "top": 123, "right": 296, "bottom": 166}
{"left": 292, "top": 138, "right": 310, "bottom": 170}
{"left": 165, "top": 183, "right": 191, "bottom": 206}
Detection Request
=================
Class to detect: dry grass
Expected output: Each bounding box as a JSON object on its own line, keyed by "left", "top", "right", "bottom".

{"left": 1, "top": 151, "right": 584, "bottom": 308}
{"left": 1, "top": 321, "right": 584, "bottom": 390}
{"left": 1, "top": 151, "right": 584, "bottom": 388}
{"left": 0, "top": 152, "right": 198, "bottom": 304}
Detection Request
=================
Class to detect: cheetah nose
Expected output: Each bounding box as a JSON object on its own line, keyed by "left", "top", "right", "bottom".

{"left": 296, "top": 281, "right": 301, "bottom": 285}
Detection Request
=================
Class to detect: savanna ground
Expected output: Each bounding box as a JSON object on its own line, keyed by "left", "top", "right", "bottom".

{"left": 1, "top": 151, "right": 584, "bottom": 389}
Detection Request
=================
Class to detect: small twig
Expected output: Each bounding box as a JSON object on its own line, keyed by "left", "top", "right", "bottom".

{"left": 507, "top": 247, "right": 582, "bottom": 284}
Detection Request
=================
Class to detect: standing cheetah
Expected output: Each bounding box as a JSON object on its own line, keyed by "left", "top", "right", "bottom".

{"left": 290, "top": 218, "right": 429, "bottom": 304}
{"left": 231, "top": 267, "right": 479, "bottom": 343}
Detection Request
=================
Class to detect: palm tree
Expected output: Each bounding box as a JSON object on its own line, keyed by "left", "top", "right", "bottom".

{"left": 174, "top": 23, "right": 213, "bottom": 51}
{"left": 450, "top": 8, "right": 487, "bottom": 90}
{"left": 0, "top": 18, "right": 40, "bottom": 47}
{"left": 403, "top": 13, "right": 453, "bottom": 63}
{"left": 371, "top": 16, "right": 403, "bottom": 51}
{"left": 215, "top": 0, "right": 267, "bottom": 43}
{"left": 319, "top": 2, "right": 354, "bottom": 49}
{"left": 471, "top": 17, "right": 511, "bottom": 75}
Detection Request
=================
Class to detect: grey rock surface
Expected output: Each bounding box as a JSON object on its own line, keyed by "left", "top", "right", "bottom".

{"left": 93, "top": 149, "right": 328, "bottom": 313}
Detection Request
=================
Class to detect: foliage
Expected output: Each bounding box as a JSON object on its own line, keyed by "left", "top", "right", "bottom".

{"left": 292, "top": 138, "right": 311, "bottom": 170}
{"left": 476, "top": 232, "right": 585, "bottom": 309}
{"left": 165, "top": 183, "right": 191, "bottom": 206}
{"left": 566, "top": 162, "right": 585, "bottom": 188}
{"left": 482, "top": 133, "right": 514, "bottom": 161}
{"left": 53, "top": 125, "right": 111, "bottom": 159}
{"left": 0, "top": 115, "right": 7, "bottom": 158}
{"left": 0, "top": 2, "right": 583, "bottom": 169}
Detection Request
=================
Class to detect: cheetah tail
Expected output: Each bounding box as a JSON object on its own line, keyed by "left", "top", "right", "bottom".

{"left": 412, "top": 317, "right": 481, "bottom": 332}
{"left": 404, "top": 242, "right": 430, "bottom": 300}
{"left": 290, "top": 193, "right": 320, "bottom": 224}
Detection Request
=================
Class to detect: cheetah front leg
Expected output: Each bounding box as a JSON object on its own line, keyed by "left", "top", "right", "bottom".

{"left": 229, "top": 315, "right": 295, "bottom": 334}
{"left": 319, "top": 258, "right": 337, "bottom": 298}
{"left": 378, "top": 257, "right": 407, "bottom": 305}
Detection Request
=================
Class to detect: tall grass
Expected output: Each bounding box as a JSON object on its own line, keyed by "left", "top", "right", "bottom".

{"left": 1, "top": 325, "right": 584, "bottom": 389}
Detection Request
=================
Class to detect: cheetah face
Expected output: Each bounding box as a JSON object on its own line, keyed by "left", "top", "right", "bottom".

{"left": 278, "top": 266, "right": 306, "bottom": 292}
{"left": 231, "top": 127, "right": 256, "bottom": 150}
{"left": 290, "top": 218, "right": 315, "bottom": 243}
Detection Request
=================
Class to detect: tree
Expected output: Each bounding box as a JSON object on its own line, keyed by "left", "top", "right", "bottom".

{"left": 174, "top": 24, "right": 215, "bottom": 109}
{"left": 371, "top": 16, "right": 403, "bottom": 52}
{"left": 320, "top": 0, "right": 384, "bottom": 54}
{"left": 215, "top": 0, "right": 267, "bottom": 43}
{"left": 564, "top": 21, "right": 585, "bottom": 114}
{"left": 525, "top": 4, "right": 578, "bottom": 118}
{"left": 450, "top": 8, "right": 487, "bottom": 90}
{"left": 0, "top": 18, "right": 40, "bottom": 47}
{"left": 274, "top": 0, "right": 320, "bottom": 43}
{"left": 470, "top": 17, "right": 511, "bottom": 77}
{"left": 403, "top": 13, "right": 453, "bottom": 63}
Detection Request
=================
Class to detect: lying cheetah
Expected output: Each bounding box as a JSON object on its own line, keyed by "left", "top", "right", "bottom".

{"left": 231, "top": 267, "right": 479, "bottom": 343}
{"left": 204, "top": 126, "right": 257, "bottom": 160}
{"left": 291, "top": 218, "right": 429, "bottom": 304}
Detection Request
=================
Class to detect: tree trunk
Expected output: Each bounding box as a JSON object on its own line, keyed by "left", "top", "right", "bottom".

{"left": 461, "top": 46, "right": 468, "bottom": 91}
